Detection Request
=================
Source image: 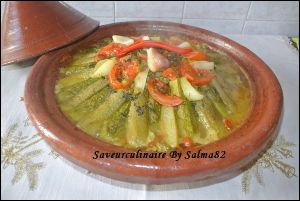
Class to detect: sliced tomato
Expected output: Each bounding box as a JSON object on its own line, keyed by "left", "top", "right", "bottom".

{"left": 179, "top": 61, "right": 214, "bottom": 86}
{"left": 109, "top": 59, "right": 139, "bottom": 89}
{"left": 224, "top": 119, "right": 233, "bottom": 130}
{"left": 180, "top": 137, "right": 194, "bottom": 148}
{"left": 184, "top": 51, "right": 208, "bottom": 61}
{"left": 162, "top": 68, "right": 177, "bottom": 81}
{"left": 147, "top": 78, "right": 183, "bottom": 107}
{"left": 96, "top": 43, "right": 124, "bottom": 60}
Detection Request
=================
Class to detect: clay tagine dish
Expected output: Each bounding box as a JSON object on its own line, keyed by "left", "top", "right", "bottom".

{"left": 24, "top": 21, "right": 283, "bottom": 185}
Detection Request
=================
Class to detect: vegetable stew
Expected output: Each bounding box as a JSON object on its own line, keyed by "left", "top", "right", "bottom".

{"left": 55, "top": 35, "right": 252, "bottom": 151}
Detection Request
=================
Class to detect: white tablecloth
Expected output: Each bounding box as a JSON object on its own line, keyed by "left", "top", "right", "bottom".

{"left": 1, "top": 35, "right": 299, "bottom": 200}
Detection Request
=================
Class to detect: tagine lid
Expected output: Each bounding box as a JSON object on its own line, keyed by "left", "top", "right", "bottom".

{"left": 1, "top": 1, "right": 99, "bottom": 66}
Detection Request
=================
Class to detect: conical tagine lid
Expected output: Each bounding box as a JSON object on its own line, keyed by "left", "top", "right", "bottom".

{"left": 1, "top": 1, "right": 99, "bottom": 66}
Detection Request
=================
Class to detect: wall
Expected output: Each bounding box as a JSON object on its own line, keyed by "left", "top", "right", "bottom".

{"left": 1, "top": 1, "right": 299, "bottom": 35}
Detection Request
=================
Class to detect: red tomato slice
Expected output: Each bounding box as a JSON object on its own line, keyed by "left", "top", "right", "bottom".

{"left": 147, "top": 78, "right": 183, "bottom": 107}
{"left": 180, "top": 137, "right": 194, "bottom": 148}
{"left": 224, "top": 119, "right": 233, "bottom": 130}
{"left": 96, "top": 43, "right": 124, "bottom": 60}
{"left": 179, "top": 61, "right": 214, "bottom": 86}
{"left": 162, "top": 68, "right": 177, "bottom": 81}
{"left": 109, "top": 59, "right": 139, "bottom": 90}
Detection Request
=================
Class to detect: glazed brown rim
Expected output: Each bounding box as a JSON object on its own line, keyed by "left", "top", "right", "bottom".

{"left": 24, "top": 21, "right": 283, "bottom": 184}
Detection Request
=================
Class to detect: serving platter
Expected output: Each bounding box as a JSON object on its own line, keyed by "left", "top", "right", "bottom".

{"left": 24, "top": 21, "right": 283, "bottom": 184}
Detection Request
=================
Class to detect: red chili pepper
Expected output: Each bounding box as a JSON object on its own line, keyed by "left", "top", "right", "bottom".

{"left": 224, "top": 119, "right": 233, "bottom": 130}
{"left": 147, "top": 78, "right": 183, "bottom": 107}
{"left": 108, "top": 59, "right": 139, "bottom": 90}
{"left": 162, "top": 68, "right": 177, "bottom": 81}
{"left": 179, "top": 61, "right": 214, "bottom": 86}
{"left": 115, "top": 40, "right": 193, "bottom": 57}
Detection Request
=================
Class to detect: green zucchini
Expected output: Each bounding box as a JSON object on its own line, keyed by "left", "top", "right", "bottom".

{"left": 170, "top": 79, "right": 196, "bottom": 140}
{"left": 211, "top": 79, "right": 235, "bottom": 113}
{"left": 147, "top": 96, "right": 161, "bottom": 133}
{"left": 55, "top": 70, "right": 94, "bottom": 91}
{"left": 160, "top": 106, "right": 178, "bottom": 148}
{"left": 66, "top": 87, "right": 111, "bottom": 122}
{"left": 126, "top": 93, "right": 149, "bottom": 148}
{"left": 60, "top": 79, "right": 108, "bottom": 111}
{"left": 194, "top": 97, "right": 228, "bottom": 144}
{"left": 180, "top": 77, "right": 204, "bottom": 101}
{"left": 77, "top": 90, "right": 127, "bottom": 133}
{"left": 97, "top": 101, "right": 131, "bottom": 146}
{"left": 55, "top": 78, "right": 98, "bottom": 103}
{"left": 59, "top": 63, "right": 95, "bottom": 76}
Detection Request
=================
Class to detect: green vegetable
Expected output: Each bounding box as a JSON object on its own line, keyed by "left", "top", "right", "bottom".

{"left": 60, "top": 79, "right": 108, "bottom": 111}
{"left": 134, "top": 69, "right": 149, "bottom": 93}
{"left": 194, "top": 97, "right": 228, "bottom": 144}
{"left": 112, "top": 35, "right": 134, "bottom": 45}
{"left": 66, "top": 87, "right": 111, "bottom": 122}
{"left": 91, "top": 58, "right": 116, "bottom": 77}
{"left": 147, "top": 96, "right": 161, "bottom": 133}
{"left": 170, "top": 79, "right": 198, "bottom": 139}
{"left": 180, "top": 77, "right": 204, "bottom": 101}
{"left": 55, "top": 78, "right": 98, "bottom": 103}
{"left": 97, "top": 101, "right": 131, "bottom": 146}
{"left": 191, "top": 61, "right": 214, "bottom": 70}
{"left": 211, "top": 79, "right": 235, "bottom": 115}
{"left": 177, "top": 41, "right": 191, "bottom": 48}
{"left": 160, "top": 106, "right": 178, "bottom": 148}
{"left": 70, "top": 51, "right": 97, "bottom": 66}
{"left": 55, "top": 70, "right": 93, "bottom": 91}
{"left": 203, "top": 86, "right": 229, "bottom": 117}
{"left": 59, "top": 63, "right": 95, "bottom": 76}
{"left": 77, "top": 90, "right": 127, "bottom": 133}
{"left": 126, "top": 93, "right": 149, "bottom": 148}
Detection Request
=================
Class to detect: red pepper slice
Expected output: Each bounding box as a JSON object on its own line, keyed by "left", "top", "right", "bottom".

{"left": 162, "top": 68, "right": 177, "bottom": 81}
{"left": 96, "top": 43, "right": 124, "bottom": 60}
{"left": 180, "top": 136, "right": 194, "bottom": 148}
{"left": 108, "top": 59, "right": 139, "bottom": 90}
{"left": 184, "top": 51, "right": 208, "bottom": 61}
{"left": 147, "top": 78, "right": 183, "bottom": 107}
{"left": 179, "top": 61, "right": 214, "bottom": 86}
{"left": 115, "top": 40, "right": 193, "bottom": 57}
{"left": 224, "top": 119, "right": 233, "bottom": 130}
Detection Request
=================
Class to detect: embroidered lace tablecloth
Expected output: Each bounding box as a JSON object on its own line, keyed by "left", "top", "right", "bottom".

{"left": 1, "top": 35, "right": 299, "bottom": 200}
